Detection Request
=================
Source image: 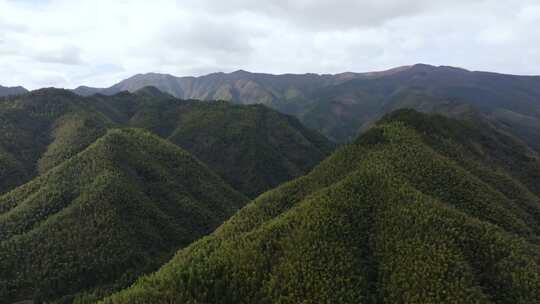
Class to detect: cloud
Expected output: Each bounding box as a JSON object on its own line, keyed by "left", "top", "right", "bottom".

{"left": 189, "top": 0, "right": 489, "bottom": 30}
{"left": 34, "top": 46, "right": 84, "bottom": 65}
{"left": 0, "top": 0, "right": 538, "bottom": 89}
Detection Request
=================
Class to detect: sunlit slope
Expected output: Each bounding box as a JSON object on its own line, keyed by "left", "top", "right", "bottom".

{"left": 0, "top": 128, "right": 247, "bottom": 303}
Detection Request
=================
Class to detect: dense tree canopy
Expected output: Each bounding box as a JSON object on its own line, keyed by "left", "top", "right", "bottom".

{"left": 104, "top": 110, "right": 540, "bottom": 304}
{"left": 0, "top": 88, "right": 332, "bottom": 198}
{"left": 0, "top": 128, "right": 247, "bottom": 303}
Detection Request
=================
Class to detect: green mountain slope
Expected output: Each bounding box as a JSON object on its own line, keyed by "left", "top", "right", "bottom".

{"left": 104, "top": 110, "right": 540, "bottom": 304}
{"left": 129, "top": 100, "right": 333, "bottom": 197}
{"left": 92, "top": 89, "right": 333, "bottom": 197}
{"left": 0, "top": 89, "right": 332, "bottom": 198}
{"left": 0, "top": 128, "right": 247, "bottom": 303}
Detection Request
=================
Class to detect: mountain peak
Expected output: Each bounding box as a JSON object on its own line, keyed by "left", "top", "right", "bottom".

{"left": 230, "top": 69, "right": 252, "bottom": 75}
{"left": 128, "top": 72, "right": 177, "bottom": 80}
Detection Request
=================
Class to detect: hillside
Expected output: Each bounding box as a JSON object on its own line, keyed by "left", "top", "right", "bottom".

{"left": 0, "top": 89, "right": 332, "bottom": 197}
{"left": 103, "top": 90, "right": 334, "bottom": 198}
{"left": 0, "top": 85, "right": 28, "bottom": 97}
{"left": 104, "top": 110, "right": 540, "bottom": 304}
{"left": 128, "top": 99, "right": 334, "bottom": 197}
{"left": 0, "top": 128, "right": 247, "bottom": 303}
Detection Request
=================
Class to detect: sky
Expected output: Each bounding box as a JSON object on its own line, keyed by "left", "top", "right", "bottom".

{"left": 0, "top": 0, "right": 539, "bottom": 89}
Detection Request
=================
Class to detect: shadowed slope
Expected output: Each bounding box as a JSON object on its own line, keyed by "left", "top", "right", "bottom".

{"left": 0, "top": 89, "right": 333, "bottom": 198}
{"left": 0, "top": 89, "right": 113, "bottom": 194}
{"left": 128, "top": 99, "right": 334, "bottom": 197}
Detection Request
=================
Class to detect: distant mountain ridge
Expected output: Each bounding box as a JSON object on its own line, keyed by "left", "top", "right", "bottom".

{"left": 298, "top": 64, "right": 540, "bottom": 144}
{"left": 72, "top": 67, "right": 410, "bottom": 106}
{"left": 71, "top": 64, "right": 540, "bottom": 148}
{"left": 0, "top": 85, "right": 28, "bottom": 97}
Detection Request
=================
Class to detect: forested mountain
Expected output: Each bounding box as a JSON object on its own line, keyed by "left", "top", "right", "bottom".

{"left": 3, "top": 67, "right": 540, "bottom": 304}
{"left": 0, "top": 128, "right": 247, "bottom": 303}
{"left": 0, "top": 89, "right": 113, "bottom": 195}
{"left": 103, "top": 110, "right": 540, "bottom": 304}
{"left": 74, "top": 65, "right": 540, "bottom": 147}
{"left": 0, "top": 85, "right": 28, "bottom": 97}
{"left": 0, "top": 88, "right": 332, "bottom": 197}
{"left": 127, "top": 98, "right": 333, "bottom": 197}
{"left": 297, "top": 64, "right": 540, "bottom": 145}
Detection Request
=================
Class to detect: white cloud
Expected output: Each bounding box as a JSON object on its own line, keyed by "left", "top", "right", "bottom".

{"left": 0, "top": 0, "right": 538, "bottom": 89}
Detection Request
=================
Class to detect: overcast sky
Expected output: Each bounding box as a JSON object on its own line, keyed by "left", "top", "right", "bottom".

{"left": 1, "top": 0, "right": 539, "bottom": 89}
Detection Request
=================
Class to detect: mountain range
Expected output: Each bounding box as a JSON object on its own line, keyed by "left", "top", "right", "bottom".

{"left": 297, "top": 64, "right": 540, "bottom": 146}
{"left": 68, "top": 64, "right": 540, "bottom": 147}
{"left": 1, "top": 64, "right": 540, "bottom": 303}
{"left": 103, "top": 109, "right": 540, "bottom": 303}
{"left": 6, "top": 64, "right": 540, "bottom": 148}
{"left": 72, "top": 66, "right": 409, "bottom": 109}
{"left": 0, "top": 88, "right": 332, "bottom": 198}
{"left": 0, "top": 87, "right": 333, "bottom": 302}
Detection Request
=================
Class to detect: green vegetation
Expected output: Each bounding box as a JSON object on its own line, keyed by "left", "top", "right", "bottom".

{"left": 0, "top": 128, "right": 247, "bottom": 303}
{"left": 0, "top": 88, "right": 331, "bottom": 302}
{"left": 130, "top": 100, "right": 333, "bottom": 197}
{"left": 3, "top": 83, "right": 539, "bottom": 303}
{"left": 104, "top": 110, "right": 540, "bottom": 304}
{"left": 0, "top": 88, "right": 332, "bottom": 197}
{"left": 0, "top": 89, "right": 112, "bottom": 194}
